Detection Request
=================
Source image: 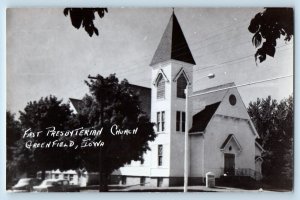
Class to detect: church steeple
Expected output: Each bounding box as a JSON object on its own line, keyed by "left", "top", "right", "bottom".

{"left": 150, "top": 11, "right": 196, "bottom": 66}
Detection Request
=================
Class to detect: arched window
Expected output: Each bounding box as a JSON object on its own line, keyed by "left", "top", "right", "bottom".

{"left": 157, "top": 74, "right": 165, "bottom": 99}
{"left": 177, "top": 73, "right": 187, "bottom": 98}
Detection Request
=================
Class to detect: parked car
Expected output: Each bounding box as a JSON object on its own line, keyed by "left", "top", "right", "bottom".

{"left": 12, "top": 178, "right": 41, "bottom": 192}
{"left": 33, "top": 179, "right": 80, "bottom": 192}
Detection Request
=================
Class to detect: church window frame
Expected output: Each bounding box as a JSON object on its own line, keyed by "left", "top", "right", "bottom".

{"left": 157, "top": 74, "right": 165, "bottom": 99}
{"left": 157, "top": 111, "right": 165, "bottom": 133}
{"left": 157, "top": 112, "right": 161, "bottom": 132}
{"left": 173, "top": 68, "right": 191, "bottom": 99}
{"left": 177, "top": 73, "right": 188, "bottom": 98}
{"left": 158, "top": 144, "right": 163, "bottom": 166}
{"left": 161, "top": 111, "right": 165, "bottom": 131}
{"left": 176, "top": 111, "right": 181, "bottom": 131}
{"left": 229, "top": 94, "right": 237, "bottom": 106}
{"left": 182, "top": 112, "right": 186, "bottom": 132}
{"left": 176, "top": 111, "right": 186, "bottom": 132}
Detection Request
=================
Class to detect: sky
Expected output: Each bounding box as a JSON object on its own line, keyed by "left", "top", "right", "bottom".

{"left": 6, "top": 8, "right": 294, "bottom": 115}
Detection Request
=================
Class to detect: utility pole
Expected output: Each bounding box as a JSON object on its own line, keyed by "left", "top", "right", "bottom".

{"left": 183, "top": 85, "right": 189, "bottom": 192}
{"left": 183, "top": 74, "right": 215, "bottom": 192}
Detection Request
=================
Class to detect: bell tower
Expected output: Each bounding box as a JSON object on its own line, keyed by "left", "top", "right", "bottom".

{"left": 149, "top": 11, "right": 196, "bottom": 186}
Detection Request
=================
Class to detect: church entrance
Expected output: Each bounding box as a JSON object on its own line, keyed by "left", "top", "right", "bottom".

{"left": 224, "top": 153, "right": 235, "bottom": 176}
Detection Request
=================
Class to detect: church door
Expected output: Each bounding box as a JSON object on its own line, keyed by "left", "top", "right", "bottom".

{"left": 224, "top": 153, "right": 235, "bottom": 176}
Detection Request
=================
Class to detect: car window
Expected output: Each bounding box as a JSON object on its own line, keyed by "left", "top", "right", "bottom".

{"left": 34, "top": 179, "right": 41, "bottom": 184}
{"left": 63, "top": 180, "right": 69, "bottom": 185}
{"left": 18, "top": 179, "right": 30, "bottom": 184}
{"left": 56, "top": 181, "right": 63, "bottom": 186}
{"left": 46, "top": 181, "right": 56, "bottom": 186}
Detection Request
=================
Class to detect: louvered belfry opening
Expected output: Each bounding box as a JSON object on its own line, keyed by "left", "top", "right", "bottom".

{"left": 157, "top": 74, "right": 165, "bottom": 99}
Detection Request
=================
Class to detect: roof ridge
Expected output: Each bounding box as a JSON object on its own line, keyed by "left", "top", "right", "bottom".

{"left": 69, "top": 98, "right": 82, "bottom": 101}
{"left": 128, "top": 83, "right": 151, "bottom": 90}
{"left": 193, "top": 82, "right": 236, "bottom": 95}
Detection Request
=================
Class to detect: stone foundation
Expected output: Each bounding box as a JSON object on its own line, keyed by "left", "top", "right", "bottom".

{"left": 110, "top": 175, "right": 205, "bottom": 187}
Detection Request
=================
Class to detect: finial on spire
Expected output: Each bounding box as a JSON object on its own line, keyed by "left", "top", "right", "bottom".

{"left": 172, "top": 7, "right": 175, "bottom": 14}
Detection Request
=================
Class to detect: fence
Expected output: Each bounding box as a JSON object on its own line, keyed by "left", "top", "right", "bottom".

{"left": 221, "top": 168, "right": 262, "bottom": 180}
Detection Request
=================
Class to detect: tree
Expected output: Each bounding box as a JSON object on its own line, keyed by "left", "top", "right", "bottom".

{"left": 276, "top": 95, "right": 293, "bottom": 184}
{"left": 6, "top": 111, "right": 22, "bottom": 188}
{"left": 248, "top": 8, "right": 293, "bottom": 63}
{"left": 7, "top": 111, "right": 22, "bottom": 160}
{"left": 248, "top": 95, "right": 293, "bottom": 189}
{"left": 18, "top": 95, "right": 75, "bottom": 180}
{"left": 72, "top": 74, "right": 156, "bottom": 191}
{"left": 64, "top": 8, "right": 108, "bottom": 37}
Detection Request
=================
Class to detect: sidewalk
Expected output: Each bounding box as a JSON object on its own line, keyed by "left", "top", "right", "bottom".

{"left": 81, "top": 184, "right": 267, "bottom": 192}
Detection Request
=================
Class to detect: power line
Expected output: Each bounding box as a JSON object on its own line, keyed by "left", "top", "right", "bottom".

{"left": 87, "top": 43, "right": 292, "bottom": 88}
{"left": 95, "top": 16, "right": 254, "bottom": 72}
{"left": 82, "top": 16, "right": 292, "bottom": 84}
{"left": 170, "top": 23, "right": 247, "bottom": 55}
{"left": 195, "top": 39, "right": 252, "bottom": 58}
{"left": 194, "top": 44, "right": 292, "bottom": 72}
{"left": 189, "top": 74, "right": 293, "bottom": 98}
{"left": 91, "top": 26, "right": 292, "bottom": 76}
{"left": 163, "top": 18, "right": 246, "bottom": 52}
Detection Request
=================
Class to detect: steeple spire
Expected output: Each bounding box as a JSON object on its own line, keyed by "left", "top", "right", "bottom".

{"left": 150, "top": 11, "right": 196, "bottom": 66}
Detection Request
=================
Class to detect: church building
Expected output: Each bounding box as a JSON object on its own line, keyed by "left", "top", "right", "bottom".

{"left": 68, "top": 11, "right": 264, "bottom": 187}
{"left": 117, "top": 12, "right": 264, "bottom": 187}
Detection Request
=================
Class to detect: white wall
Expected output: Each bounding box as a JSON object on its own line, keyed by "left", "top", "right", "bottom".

{"left": 120, "top": 61, "right": 174, "bottom": 177}
{"left": 190, "top": 134, "right": 204, "bottom": 177}
{"left": 204, "top": 117, "right": 256, "bottom": 177}
{"left": 202, "top": 88, "right": 258, "bottom": 178}
{"left": 120, "top": 60, "right": 195, "bottom": 179}
{"left": 120, "top": 80, "right": 259, "bottom": 184}
{"left": 169, "top": 61, "right": 194, "bottom": 177}
{"left": 216, "top": 88, "right": 251, "bottom": 120}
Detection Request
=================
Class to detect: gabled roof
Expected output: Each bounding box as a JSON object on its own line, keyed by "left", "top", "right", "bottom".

{"left": 255, "top": 156, "right": 263, "bottom": 162}
{"left": 189, "top": 102, "right": 221, "bottom": 133}
{"left": 173, "top": 67, "right": 191, "bottom": 85}
{"left": 255, "top": 141, "right": 265, "bottom": 153}
{"left": 220, "top": 134, "right": 242, "bottom": 152}
{"left": 150, "top": 12, "right": 196, "bottom": 66}
{"left": 191, "top": 83, "right": 235, "bottom": 109}
{"left": 193, "top": 82, "right": 235, "bottom": 97}
{"left": 69, "top": 98, "right": 84, "bottom": 113}
{"left": 153, "top": 69, "right": 169, "bottom": 85}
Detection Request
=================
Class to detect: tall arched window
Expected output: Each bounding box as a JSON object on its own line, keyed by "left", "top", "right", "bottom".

{"left": 157, "top": 74, "right": 165, "bottom": 99}
{"left": 177, "top": 73, "right": 187, "bottom": 98}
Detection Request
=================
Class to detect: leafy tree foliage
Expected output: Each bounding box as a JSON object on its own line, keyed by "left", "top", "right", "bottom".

{"left": 64, "top": 8, "right": 108, "bottom": 37}
{"left": 248, "top": 95, "right": 293, "bottom": 189}
{"left": 7, "top": 111, "right": 22, "bottom": 160}
{"left": 6, "top": 111, "right": 23, "bottom": 188}
{"left": 17, "top": 95, "right": 75, "bottom": 180}
{"left": 248, "top": 8, "right": 293, "bottom": 63}
{"left": 8, "top": 74, "right": 155, "bottom": 192}
{"left": 71, "top": 74, "right": 156, "bottom": 191}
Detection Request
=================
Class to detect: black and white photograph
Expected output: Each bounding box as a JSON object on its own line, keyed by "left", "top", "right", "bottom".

{"left": 6, "top": 7, "right": 294, "bottom": 192}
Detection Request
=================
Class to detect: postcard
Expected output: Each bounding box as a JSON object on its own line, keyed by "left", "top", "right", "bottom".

{"left": 6, "top": 7, "right": 294, "bottom": 192}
